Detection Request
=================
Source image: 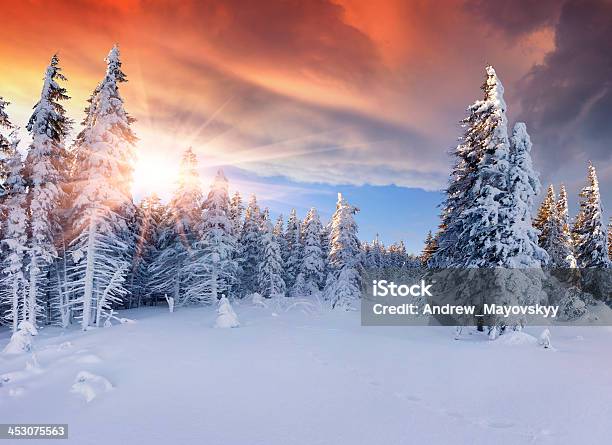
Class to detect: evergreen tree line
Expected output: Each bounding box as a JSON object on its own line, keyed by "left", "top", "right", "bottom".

{"left": 0, "top": 48, "right": 369, "bottom": 333}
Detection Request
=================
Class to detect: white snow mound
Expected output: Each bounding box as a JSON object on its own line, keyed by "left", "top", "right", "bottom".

{"left": 70, "top": 371, "right": 114, "bottom": 403}
{"left": 495, "top": 331, "right": 538, "bottom": 346}
{"left": 2, "top": 321, "right": 38, "bottom": 354}
{"left": 215, "top": 297, "right": 240, "bottom": 328}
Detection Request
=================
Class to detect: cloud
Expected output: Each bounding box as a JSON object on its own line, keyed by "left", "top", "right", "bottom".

{"left": 466, "top": 0, "right": 563, "bottom": 39}
{"left": 515, "top": 0, "right": 612, "bottom": 211}
{"left": 1, "top": 0, "right": 607, "bottom": 213}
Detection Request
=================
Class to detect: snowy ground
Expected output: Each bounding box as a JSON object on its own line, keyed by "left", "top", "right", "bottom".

{"left": 1, "top": 301, "right": 611, "bottom": 445}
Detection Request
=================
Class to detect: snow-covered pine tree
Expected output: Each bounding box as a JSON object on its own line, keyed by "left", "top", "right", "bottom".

{"left": 147, "top": 148, "right": 203, "bottom": 306}
{"left": 238, "top": 195, "right": 262, "bottom": 296}
{"left": 0, "top": 97, "right": 13, "bottom": 198}
{"left": 324, "top": 193, "right": 362, "bottom": 309}
{"left": 538, "top": 182, "right": 576, "bottom": 267}
{"left": 283, "top": 209, "right": 302, "bottom": 290}
{"left": 450, "top": 69, "right": 547, "bottom": 268}
{"left": 387, "top": 241, "right": 408, "bottom": 268}
{"left": 24, "top": 54, "right": 73, "bottom": 326}
{"left": 557, "top": 185, "right": 571, "bottom": 239}
{"left": 430, "top": 70, "right": 548, "bottom": 330}
{"left": 540, "top": 199, "right": 576, "bottom": 267}
{"left": 185, "top": 169, "right": 238, "bottom": 304}
{"left": 298, "top": 207, "right": 325, "bottom": 294}
{"left": 534, "top": 185, "right": 556, "bottom": 247}
{"left": 430, "top": 67, "right": 503, "bottom": 268}
{"left": 571, "top": 163, "right": 610, "bottom": 268}
{"left": 365, "top": 234, "right": 384, "bottom": 269}
{"left": 0, "top": 115, "right": 27, "bottom": 332}
{"left": 504, "top": 122, "right": 549, "bottom": 267}
{"left": 67, "top": 46, "right": 137, "bottom": 330}
{"left": 420, "top": 231, "right": 437, "bottom": 266}
{"left": 129, "top": 194, "right": 164, "bottom": 306}
{"left": 229, "top": 191, "right": 244, "bottom": 238}
{"left": 257, "top": 212, "right": 286, "bottom": 299}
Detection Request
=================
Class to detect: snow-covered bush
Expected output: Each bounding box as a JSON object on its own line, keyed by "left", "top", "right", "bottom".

{"left": 215, "top": 296, "right": 239, "bottom": 328}
{"left": 2, "top": 321, "right": 38, "bottom": 354}
{"left": 539, "top": 329, "right": 552, "bottom": 349}
{"left": 71, "top": 371, "right": 113, "bottom": 403}
{"left": 557, "top": 287, "right": 589, "bottom": 321}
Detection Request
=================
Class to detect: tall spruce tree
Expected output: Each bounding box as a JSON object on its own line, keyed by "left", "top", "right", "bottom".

{"left": 147, "top": 148, "right": 203, "bottom": 306}
{"left": 572, "top": 163, "right": 610, "bottom": 268}
{"left": 504, "top": 122, "right": 548, "bottom": 267}
{"left": 25, "top": 54, "right": 73, "bottom": 326}
{"left": 229, "top": 191, "right": 244, "bottom": 238}
{"left": 430, "top": 67, "right": 504, "bottom": 267}
{"left": 239, "top": 195, "right": 262, "bottom": 296}
{"left": 185, "top": 170, "right": 238, "bottom": 303}
{"left": 534, "top": 185, "right": 556, "bottom": 247}
{"left": 324, "top": 193, "right": 361, "bottom": 309}
{"left": 257, "top": 212, "right": 286, "bottom": 299}
{"left": 540, "top": 183, "right": 576, "bottom": 267}
{"left": 130, "top": 194, "right": 164, "bottom": 306}
{"left": 0, "top": 97, "right": 13, "bottom": 198}
{"left": 298, "top": 208, "right": 325, "bottom": 294}
{"left": 67, "top": 46, "right": 137, "bottom": 330}
{"left": 0, "top": 109, "right": 27, "bottom": 332}
{"left": 420, "top": 231, "right": 437, "bottom": 266}
{"left": 283, "top": 209, "right": 302, "bottom": 289}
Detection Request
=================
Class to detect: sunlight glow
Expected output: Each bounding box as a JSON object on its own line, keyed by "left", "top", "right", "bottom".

{"left": 132, "top": 153, "right": 179, "bottom": 201}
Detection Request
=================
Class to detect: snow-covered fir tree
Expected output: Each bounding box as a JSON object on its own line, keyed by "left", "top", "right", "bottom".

{"left": 0, "top": 115, "right": 27, "bottom": 332}
{"left": 571, "top": 163, "right": 610, "bottom": 268}
{"left": 129, "top": 194, "right": 164, "bottom": 306}
{"left": 147, "top": 148, "right": 203, "bottom": 306}
{"left": 534, "top": 184, "right": 556, "bottom": 247}
{"left": 283, "top": 209, "right": 302, "bottom": 290}
{"left": 185, "top": 169, "right": 238, "bottom": 304}
{"left": 298, "top": 207, "right": 325, "bottom": 294}
{"left": 229, "top": 191, "right": 244, "bottom": 238}
{"left": 364, "top": 234, "right": 384, "bottom": 269}
{"left": 420, "top": 231, "right": 437, "bottom": 266}
{"left": 238, "top": 195, "right": 262, "bottom": 296}
{"left": 447, "top": 68, "right": 546, "bottom": 267}
{"left": 387, "top": 241, "right": 409, "bottom": 268}
{"left": 0, "top": 97, "right": 14, "bottom": 198}
{"left": 557, "top": 185, "right": 571, "bottom": 239}
{"left": 67, "top": 46, "right": 136, "bottom": 330}
{"left": 24, "top": 54, "right": 73, "bottom": 326}
{"left": 538, "top": 183, "right": 575, "bottom": 267}
{"left": 430, "top": 67, "right": 503, "bottom": 267}
{"left": 504, "top": 122, "right": 548, "bottom": 267}
{"left": 257, "top": 211, "right": 286, "bottom": 299}
{"left": 324, "top": 193, "right": 362, "bottom": 309}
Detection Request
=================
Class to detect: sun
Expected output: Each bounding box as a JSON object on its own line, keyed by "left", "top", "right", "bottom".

{"left": 132, "top": 153, "right": 178, "bottom": 201}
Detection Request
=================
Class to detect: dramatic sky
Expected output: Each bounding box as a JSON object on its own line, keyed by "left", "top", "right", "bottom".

{"left": 1, "top": 0, "right": 610, "bottom": 252}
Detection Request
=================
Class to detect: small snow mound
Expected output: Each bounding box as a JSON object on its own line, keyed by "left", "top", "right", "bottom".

{"left": 250, "top": 293, "right": 266, "bottom": 307}
{"left": 71, "top": 371, "right": 113, "bottom": 403}
{"left": 495, "top": 331, "right": 538, "bottom": 346}
{"left": 215, "top": 297, "right": 240, "bottom": 328}
{"left": 2, "top": 321, "right": 38, "bottom": 354}
{"left": 539, "top": 329, "right": 552, "bottom": 349}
